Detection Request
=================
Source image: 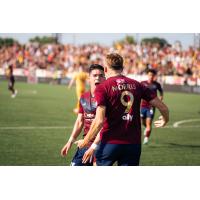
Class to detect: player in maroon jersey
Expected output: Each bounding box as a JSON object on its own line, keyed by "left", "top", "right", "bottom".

{"left": 61, "top": 64, "right": 105, "bottom": 166}
{"left": 75, "top": 53, "right": 169, "bottom": 166}
{"left": 141, "top": 69, "right": 164, "bottom": 144}
{"left": 7, "top": 64, "right": 18, "bottom": 98}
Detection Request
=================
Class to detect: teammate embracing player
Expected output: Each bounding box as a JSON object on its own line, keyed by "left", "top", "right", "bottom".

{"left": 61, "top": 64, "right": 105, "bottom": 166}
{"left": 76, "top": 53, "right": 169, "bottom": 166}
{"left": 141, "top": 69, "right": 164, "bottom": 144}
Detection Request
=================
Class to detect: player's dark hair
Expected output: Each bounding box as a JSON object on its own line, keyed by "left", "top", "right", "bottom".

{"left": 89, "top": 64, "right": 104, "bottom": 73}
{"left": 106, "top": 53, "right": 123, "bottom": 70}
{"left": 147, "top": 69, "right": 157, "bottom": 75}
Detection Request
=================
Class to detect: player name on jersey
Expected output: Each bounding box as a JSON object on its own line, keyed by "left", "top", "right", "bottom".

{"left": 112, "top": 83, "right": 136, "bottom": 92}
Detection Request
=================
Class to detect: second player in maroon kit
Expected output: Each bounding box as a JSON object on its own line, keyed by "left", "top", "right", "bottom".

{"left": 61, "top": 64, "right": 105, "bottom": 166}
{"left": 141, "top": 69, "right": 164, "bottom": 144}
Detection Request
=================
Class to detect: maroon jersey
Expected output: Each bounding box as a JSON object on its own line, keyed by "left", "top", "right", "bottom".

{"left": 79, "top": 91, "right": 97, "bottom": 137}
{"left": 94, "top": 75, "right": 156, "bottom": 144}
{"left": 141, "top": 80, "right": 163, "bottom": 109}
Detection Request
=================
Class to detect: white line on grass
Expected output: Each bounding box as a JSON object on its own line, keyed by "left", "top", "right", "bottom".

{"left": 0, "top": 124, "right": 200, "bottom": 130}
{"left": 173, "top": 119, "right": 200, "bottom": 128}
{"left": 164, "top": 125, "right": 200, "bottom": 128}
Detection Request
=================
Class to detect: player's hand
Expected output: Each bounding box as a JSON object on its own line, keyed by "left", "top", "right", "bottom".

{"left": 74, "top": 139, "right": 86, "bottom": 149}
{"left": 82, "top": 147, "right": 95, "bottom": 164}
{"left": 60, "top": 142, "right": 72, "bottom": 157}
{"left": 154, "top": 116, "right": 167, "bottom": 127}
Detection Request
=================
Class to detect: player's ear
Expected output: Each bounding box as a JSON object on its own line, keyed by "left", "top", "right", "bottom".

{"left": 104, "top": 67, "right": 107, "bottom": 73}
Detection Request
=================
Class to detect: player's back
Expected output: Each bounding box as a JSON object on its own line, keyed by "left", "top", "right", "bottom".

{"left": 95, "top": 75, "right": 155, "bottom": 144}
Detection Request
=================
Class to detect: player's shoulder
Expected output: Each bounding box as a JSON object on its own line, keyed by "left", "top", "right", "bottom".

{"left": 126, "top": 76, "right": 142, "bottom": 86}
{"left": 141, "top": 80, "right": 148, "bottom": 84}
{"left": 81, "top": 71, "right": 88, "bottom": 76}
{"left": 153, "top": 80, "right": 161, "bottom": 86}
{"left": 84, "top": 71, "right": 88, "bottom": 76}
{"left": 141, "top": 80, "right": 150, "bottom": 87}
{"left": 80, "top": 91, "right": 90, "bottom": 99}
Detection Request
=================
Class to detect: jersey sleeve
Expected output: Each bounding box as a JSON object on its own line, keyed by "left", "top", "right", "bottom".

{"left": 157, "top": 82, "right": 163, "bottom": 95}
{"left": 94, "top": 84, "right": 107, "bottom": 107}
{"left": 140, "top": 83, "right": 156, "bottom": 102}
{"left": 78, "top": 97, "right": 84, "bottom": 114}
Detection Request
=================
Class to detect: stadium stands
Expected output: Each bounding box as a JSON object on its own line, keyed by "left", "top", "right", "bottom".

{"left": 0, "top": 42, "right": 200, "bottom": 86}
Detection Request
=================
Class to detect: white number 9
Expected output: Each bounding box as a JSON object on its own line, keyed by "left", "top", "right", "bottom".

{"left": 120, "top": 91, "right": 134, "bottom": 113}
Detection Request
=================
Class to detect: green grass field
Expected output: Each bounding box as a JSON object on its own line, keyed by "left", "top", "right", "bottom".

{"left": 0, "top": 81, "right": 200, "bottom": 166}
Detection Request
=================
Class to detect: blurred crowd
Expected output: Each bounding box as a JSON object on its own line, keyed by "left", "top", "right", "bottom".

{"left": 1, "top": 41, "right": 200, "bottom": 80}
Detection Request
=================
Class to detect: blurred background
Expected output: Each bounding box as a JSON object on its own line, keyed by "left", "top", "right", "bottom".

{"left": 1, "top": 33, "right": 200, "bottom": 88}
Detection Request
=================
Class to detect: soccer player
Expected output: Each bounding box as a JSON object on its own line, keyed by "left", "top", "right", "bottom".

{"left": 68, "top": 66, "right": 88, "bottom": 114}
{"left": 141, "top": 69, "right": 164, "bottom": 144}
{"left": 6, "top": 64, "right": 18, "bottom": 98}
{"left": 75, "top": 53, "right": 169, "bottom": 166}
{"left": 61, "top": 64, "right": 105, "bottom": 166}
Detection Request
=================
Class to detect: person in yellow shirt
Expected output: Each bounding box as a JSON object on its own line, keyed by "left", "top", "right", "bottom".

{"left": 68, "top": 66, "right": 88, "bottom": 113}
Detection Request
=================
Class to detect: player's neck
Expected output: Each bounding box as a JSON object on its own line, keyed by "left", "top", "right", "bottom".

{"left": 90, "top": 87, "right": 95, "bottom": 97}
{"left": 106, "top": 70, "right": 122, "bottom": 78}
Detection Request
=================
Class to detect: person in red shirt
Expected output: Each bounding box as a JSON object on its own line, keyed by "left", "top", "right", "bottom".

{"left": 61, "top": 64, "right": 105, "bottom": 166}
{"left": 141, "top": 69, "right": 164, "bottom": 144}
{"left": 76, "top": 53, "right": 169, "bottom": 166}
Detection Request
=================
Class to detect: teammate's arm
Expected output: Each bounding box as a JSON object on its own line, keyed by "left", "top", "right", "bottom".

{"left": 149, "top": 97, "right": 169, "bottom": 127}
{"left": 82, "top": 132, "right": 101, "bottom": 164}
{"left": 61, "top": 113, "right": 84, "bottom": 156}
{"left": 75, "top": 105, "right": 106, "bottom": 149}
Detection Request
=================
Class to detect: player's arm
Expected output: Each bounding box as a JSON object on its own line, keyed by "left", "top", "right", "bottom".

{"left": 149, "top": 97, "right": 169, "bottom": 127}
{"left": 61, "top": 113, "right": 84, "bottom": 156}
{"left": 68, "top": 76, "right": 75, "bottom": 89}
{"left": 82, "top": 132, "right": 101, "bottom": 164}
{"left": 75, "top": 105, "right": 106, "bottom": 149}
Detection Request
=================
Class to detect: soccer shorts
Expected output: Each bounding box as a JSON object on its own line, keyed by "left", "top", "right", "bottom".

{"left": 140, "top": 107, "right": 154, "bottom": 119}
{"left": 71, "top": 147, "right": 93, "bottom": 166}
{"left": 95, "top": 142, "right": 141, "bottom": 166}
